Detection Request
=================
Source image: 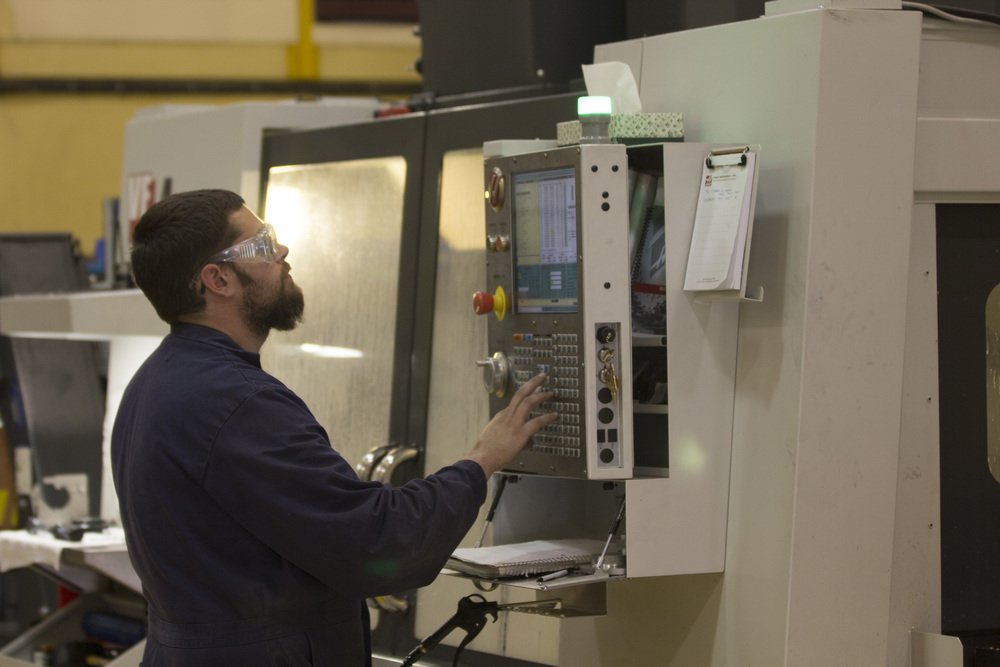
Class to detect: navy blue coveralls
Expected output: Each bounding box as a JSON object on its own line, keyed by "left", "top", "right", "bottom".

{"left": 112, "top": 323, "right": 486, "bottom": 666}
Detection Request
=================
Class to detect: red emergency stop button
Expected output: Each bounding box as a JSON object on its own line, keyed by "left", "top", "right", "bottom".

{"left": 473, "top": 291, "right": 494, "bottom": 314}
{"left": 472, "top": 286, "right": 506, "bottom": 321}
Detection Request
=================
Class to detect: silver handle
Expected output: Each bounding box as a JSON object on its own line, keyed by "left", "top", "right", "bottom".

{"left": 355, "top": 445, "right": 394, "bottom": 482}
{"left": 475, "top": 351, "right": 510, "bottom": 398}
{"left": 372, "top": 446, "right": 420, "bottom": 484}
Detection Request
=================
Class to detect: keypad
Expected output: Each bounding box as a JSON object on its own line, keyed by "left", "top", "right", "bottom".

{"left": 511, "top": 332, "right": 582, "bottom": 457}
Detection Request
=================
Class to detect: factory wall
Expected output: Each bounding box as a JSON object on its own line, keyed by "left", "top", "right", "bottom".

{"left": 0, "top": 0, "right": 417, "bottom": 257}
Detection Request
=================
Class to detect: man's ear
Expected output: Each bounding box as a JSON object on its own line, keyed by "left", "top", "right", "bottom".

{"left": 200, "top": 264, "right": 237, "bottom": 297}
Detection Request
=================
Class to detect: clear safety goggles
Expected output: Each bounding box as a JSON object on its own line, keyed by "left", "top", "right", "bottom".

{"left": 189, "top": 223, "right": 279, "bottom": 290}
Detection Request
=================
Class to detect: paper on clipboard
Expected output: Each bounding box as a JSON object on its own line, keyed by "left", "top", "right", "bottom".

{"left": 683, "top": 151, "right": 756, "bottom": 292}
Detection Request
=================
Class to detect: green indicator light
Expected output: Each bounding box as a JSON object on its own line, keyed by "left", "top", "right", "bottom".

{"left": 577, "top": 96, "right": 612, "bottom": 116}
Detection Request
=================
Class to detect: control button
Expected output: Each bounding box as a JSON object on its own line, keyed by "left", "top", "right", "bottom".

{"left": 597, "top": 429, "right": 606, "bottom": 444}
{"left": 487, "top": 166, "right": 505, "bottom": 211}
{"left": 598, "top": 407, "right": 614, "bottom": 424}
{"left": 473, "top": 291, "right": 493, "bottom": 314}
{"left": 597, "top": 387, "right": 613, "bottom": 404}
{"left": 609, "top": 429, "right": 618, "bottom": 443}
{"left": 600, "top": 448, "right": 615, "bottom": 464}
{"left": 472, "top": 286, "right": 506, "bottom": 321}
{"left": 596, "top": 325, "right": 616, "bottom": 344}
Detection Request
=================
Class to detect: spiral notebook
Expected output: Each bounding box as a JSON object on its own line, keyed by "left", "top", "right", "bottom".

{"left": 447, "top": 539, "right": 604, "bottom": 578}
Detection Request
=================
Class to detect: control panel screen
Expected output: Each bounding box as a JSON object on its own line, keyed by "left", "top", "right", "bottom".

{"left": 512, "top": 167, "right": 578, "bottom": 314}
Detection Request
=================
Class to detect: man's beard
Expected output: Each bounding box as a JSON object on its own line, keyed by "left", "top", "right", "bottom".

{"left": 231, "top": 264, "right": 304, "bottom": 340}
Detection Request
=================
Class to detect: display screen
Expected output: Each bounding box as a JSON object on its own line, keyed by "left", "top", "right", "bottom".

{"left": 512, "top": 167, "right": 578, "bottom": 314}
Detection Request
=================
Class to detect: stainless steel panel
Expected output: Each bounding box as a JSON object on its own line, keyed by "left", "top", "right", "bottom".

{"left": 261, "top": 157, "right": 407, "bottom": 467}
{"left": 423, "top": 149, "right": 490, "bottom": 474}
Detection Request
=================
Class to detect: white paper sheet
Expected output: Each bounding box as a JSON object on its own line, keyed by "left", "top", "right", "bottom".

{"left": 684, "top": 152, "right": 756, "bottom": 291}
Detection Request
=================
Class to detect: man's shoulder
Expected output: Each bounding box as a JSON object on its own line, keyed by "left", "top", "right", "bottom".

{"left": 125, "top": 335, "right": 289, "bottom": 421}
{"left": 115, "top": 334, "right": 304, "bottom": 459}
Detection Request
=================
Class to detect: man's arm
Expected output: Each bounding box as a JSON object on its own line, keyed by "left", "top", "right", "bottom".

{"left": 462, "top": 372, "right": 558, "bottom": 478}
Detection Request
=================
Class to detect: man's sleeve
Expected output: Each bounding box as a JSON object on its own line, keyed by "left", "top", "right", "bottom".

{"left": 201, "top": 386, "right": 487, "bottom": 599}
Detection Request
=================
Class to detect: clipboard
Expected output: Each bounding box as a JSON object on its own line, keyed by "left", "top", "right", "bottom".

{"left": 682, "top": 145, "right": 763, "bottom": 303}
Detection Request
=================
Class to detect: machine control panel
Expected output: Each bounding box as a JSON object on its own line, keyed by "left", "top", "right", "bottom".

{"left": 474, "top": 144, "right": 633, "bottom": 479}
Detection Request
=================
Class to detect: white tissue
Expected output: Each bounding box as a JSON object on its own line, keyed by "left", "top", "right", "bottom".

{"left": 582, "top": 62, "right": 642, "bottom": 115}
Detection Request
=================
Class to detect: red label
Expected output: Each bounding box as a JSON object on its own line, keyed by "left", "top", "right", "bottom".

{"left": 125, "top": 172, "right": 157, "bottom": 240}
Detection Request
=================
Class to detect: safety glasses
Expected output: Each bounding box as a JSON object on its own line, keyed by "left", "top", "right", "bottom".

{"left": 189, "top": 223, "right": 279, "bottom": 290}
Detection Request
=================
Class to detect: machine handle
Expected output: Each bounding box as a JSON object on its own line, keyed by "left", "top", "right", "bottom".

{"left": 372, "top": 446, "right": 420, "bottom": 484}
{"left": 355, "top": 445, "right": 394, "bottom": 481}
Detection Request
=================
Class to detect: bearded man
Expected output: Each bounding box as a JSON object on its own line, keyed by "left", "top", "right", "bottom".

{"left": 112, "top": 189, "right": 556, "bottom": 666}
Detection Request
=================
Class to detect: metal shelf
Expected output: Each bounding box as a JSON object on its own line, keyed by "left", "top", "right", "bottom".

{"left": 0, "top": 289, "right": 166, "bottom": 340}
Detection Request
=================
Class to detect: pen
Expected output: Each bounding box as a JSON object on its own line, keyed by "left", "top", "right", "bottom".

{"left": 536, "top": 569, "right": 570, "bottom": 583}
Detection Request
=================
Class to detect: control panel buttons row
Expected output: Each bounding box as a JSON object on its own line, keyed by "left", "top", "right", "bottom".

{"left": 535, "top": 364, "right": 580, "bottom": 378}
{"left": 512, "top": 333, "right": 579, "bottom": 344}
{"left": 541, "top": 402, "right": 580, "bottom": 414}
{"left": 533, "top": 416, "right": 582, "bottom": 435}
{"left": 516, "top": 372, "right": 579, "bottom": 388}
{"left": 533, "top": 434, "right": 582, "bottom": 448}
{"left": 510, "top": 348, "right": 581, "bottom": 364}
{"left": 549, "top": 413, "right": 581, "bottom": 425}
{"left": 531, "top": 445, "right": 582, "bottom": 458}
{"left": 550, "top": 388, "right": 580, "bottom": 399}
{"left": 516, "top": 381, "right": 579, "bottom": 398}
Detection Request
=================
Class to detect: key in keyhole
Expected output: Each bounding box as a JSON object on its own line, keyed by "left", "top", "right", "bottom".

{"left": 599, "top": 364, "right": 619, "bottom": 406}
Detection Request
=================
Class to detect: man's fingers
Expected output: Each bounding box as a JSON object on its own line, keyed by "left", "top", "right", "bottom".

{"left": 521, "top": 387, "right": 554, "bottom": 413}
{"left": 529, "top": 411, "right": 560, "bottom": 430}
{"left": 506, "top": 372, "right": 550, "bottom": 411}
{"left": 512, "top": 372, "right": 548, "bottom": 399}
{"left": 465, "top": 372, "right": 560, "bottom": 477}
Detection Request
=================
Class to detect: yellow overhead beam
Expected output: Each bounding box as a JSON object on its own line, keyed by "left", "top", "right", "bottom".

{"left": 287, "top": 0, "right": 319, "bottom": 80}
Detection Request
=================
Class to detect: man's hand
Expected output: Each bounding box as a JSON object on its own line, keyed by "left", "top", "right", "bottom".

{"left": 463, "top": 373, "right": 558, "bottom": 478}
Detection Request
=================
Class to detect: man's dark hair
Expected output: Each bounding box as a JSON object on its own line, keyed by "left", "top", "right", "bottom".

{"left": 131, "top": 189, "right": 245, "bottom": 324}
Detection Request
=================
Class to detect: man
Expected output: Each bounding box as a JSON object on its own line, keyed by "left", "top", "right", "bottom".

{"left": 112, "top": 189, "right": 557, "bottom": 666}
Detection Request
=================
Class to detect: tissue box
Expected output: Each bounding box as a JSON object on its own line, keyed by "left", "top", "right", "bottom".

{"left": 557, "top": 113, "right": 684, "bottom": 146}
